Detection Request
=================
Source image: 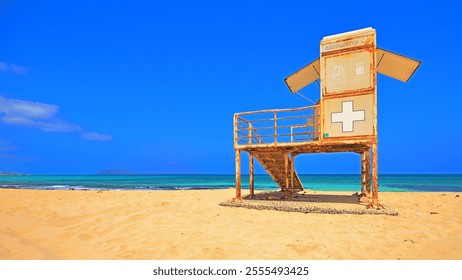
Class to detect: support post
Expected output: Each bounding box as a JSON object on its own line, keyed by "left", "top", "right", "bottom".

{"left": 249, "top": 153, "right": 254, "bottom": 197}
{"left": 291, "top": 154, "right": 295, "bottom": 193}
{"left": 371, "top": 143, "right": 379, "bottom": 207}
{"left": 366, "top": 148, "right": 371, "bottom": 197}
{"left": 361, "top": 151, "right": 367, "bottom": 196}
{"left": 284, "top": 153, "right": 290, "bottom": 197}
{"left": 235, "top": 149, "right": 241, "bottom": 200}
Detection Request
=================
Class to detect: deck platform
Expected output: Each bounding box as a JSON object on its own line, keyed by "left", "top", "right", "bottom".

{"left": 233, "top": 105, "right": 377, "bottom": 203}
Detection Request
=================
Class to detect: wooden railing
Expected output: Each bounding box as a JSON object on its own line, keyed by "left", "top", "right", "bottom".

{"left": 234, "top": 105, "right": 320, "bottom": 147}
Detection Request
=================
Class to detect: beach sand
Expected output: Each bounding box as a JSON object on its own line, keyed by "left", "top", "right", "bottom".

{"left": 0, "top": 188, "right": 461, "bottom": 260}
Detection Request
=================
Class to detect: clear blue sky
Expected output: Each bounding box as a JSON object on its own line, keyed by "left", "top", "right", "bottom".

{"left": 0, "top": 0, "right": 461, "bottom": 174}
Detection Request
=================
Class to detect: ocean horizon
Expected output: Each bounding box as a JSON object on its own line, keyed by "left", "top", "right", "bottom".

{"left": 0, "top": 174, "right": 461, "bottom": 192}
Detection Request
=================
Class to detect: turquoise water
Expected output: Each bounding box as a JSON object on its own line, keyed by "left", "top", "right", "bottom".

{"left": 0, "top": 174, "right": 461, "bottom": 192}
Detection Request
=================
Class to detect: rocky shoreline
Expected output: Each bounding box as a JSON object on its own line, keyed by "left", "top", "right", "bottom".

{"left": 219, "top": 200, "right": 399, "bottom": 216}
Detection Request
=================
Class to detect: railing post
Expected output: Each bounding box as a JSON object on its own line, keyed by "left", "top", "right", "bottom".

{"left": 248, "top": 123, "right": 252, "bottom": 144}
{"left": 273, "top": 111, "right": 277, "bottom": 144}
{"left": 314, "top": 105, "right": 320, "bottom": 141}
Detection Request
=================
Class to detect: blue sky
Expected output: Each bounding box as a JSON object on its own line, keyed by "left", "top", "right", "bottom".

{"left": 0, "top": 0, "right": 461, "bottom": 174}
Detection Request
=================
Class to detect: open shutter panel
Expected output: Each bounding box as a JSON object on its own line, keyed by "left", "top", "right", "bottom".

{"left": 284, "top": 58, "right": 320, "bottom": 93}
{"left": 376, "top": 48, "right": 421, "bottom": 82}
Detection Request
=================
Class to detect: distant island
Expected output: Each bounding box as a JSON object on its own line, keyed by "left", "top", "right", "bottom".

{"left": 95, "top": 169, "right": 137, "bottom": 175}
{"left": 0, "top": 171, "right": 25, "bottom": 176}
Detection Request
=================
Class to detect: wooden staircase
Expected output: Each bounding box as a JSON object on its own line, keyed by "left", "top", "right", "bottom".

{"left": 253, "top": 151, "right": 304, "bottom": 192}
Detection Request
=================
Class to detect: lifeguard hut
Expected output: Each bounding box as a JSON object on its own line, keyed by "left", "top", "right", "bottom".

{"left": 233, "top": 27, "right": 420, "bottom": 208}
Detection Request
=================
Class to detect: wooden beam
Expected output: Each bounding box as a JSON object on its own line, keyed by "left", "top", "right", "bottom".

{"left": 237, "top": 141, "right": 373, "bottom": 153}
{"left": 235, "top": 104, "right": 318, "bottom": 117}
{"left": 249, "top": 153, "right": 254, "bottom": 197}
{"left": 371, "top": 143, "right": 378, "bottom": 207}
{"left": 235, "top": 150, "right": 241, "bottom": 200}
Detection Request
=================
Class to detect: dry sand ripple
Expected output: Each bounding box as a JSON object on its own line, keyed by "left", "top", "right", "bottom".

{"left": 0, "top": 188, "right": 461, "bottom": 260}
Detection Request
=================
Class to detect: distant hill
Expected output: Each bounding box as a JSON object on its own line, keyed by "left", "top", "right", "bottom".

{"left": 95, "top": 169, "right": 136, "bottom": 175}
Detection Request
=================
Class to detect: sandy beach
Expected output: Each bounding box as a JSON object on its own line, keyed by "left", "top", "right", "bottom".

{"left": 0, "top": 188, "right": 461, "bottom": 260}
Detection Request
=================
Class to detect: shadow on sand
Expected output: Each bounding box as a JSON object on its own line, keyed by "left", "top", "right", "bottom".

{"left": 220, "top": 190, "right": 398, "bottom": 215}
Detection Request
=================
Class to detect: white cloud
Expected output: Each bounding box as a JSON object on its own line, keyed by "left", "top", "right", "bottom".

{"left": 0, "top": 97, "right": 58, "bottom": 119}
{"left": 0, "top": 96, "right": 112, "bottom": 141}
{"left": 80, "top": 132, "right": 113, "bottom": 141}
{"left": 0, "top": 61, "right": 29, "bottom": 75}
{"left": 0, "top": 96, "right": 79, "bottom": 132}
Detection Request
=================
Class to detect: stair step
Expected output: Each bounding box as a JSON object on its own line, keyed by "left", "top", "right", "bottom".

{"left": 253, "top": 151, "right": 304, "bottom": 192}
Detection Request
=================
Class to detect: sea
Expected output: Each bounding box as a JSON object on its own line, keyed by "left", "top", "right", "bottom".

{"left": 0, "top": 174, "right": 461, "bottom": 192}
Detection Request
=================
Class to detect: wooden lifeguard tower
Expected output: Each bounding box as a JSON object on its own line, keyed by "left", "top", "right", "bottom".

{"left": 233, "top": 27, "right": 420, "bottom": 208}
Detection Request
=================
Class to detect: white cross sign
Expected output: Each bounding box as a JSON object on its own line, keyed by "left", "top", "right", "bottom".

{"left": 331, "top": 101, "right": 365, "bottom": 132}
